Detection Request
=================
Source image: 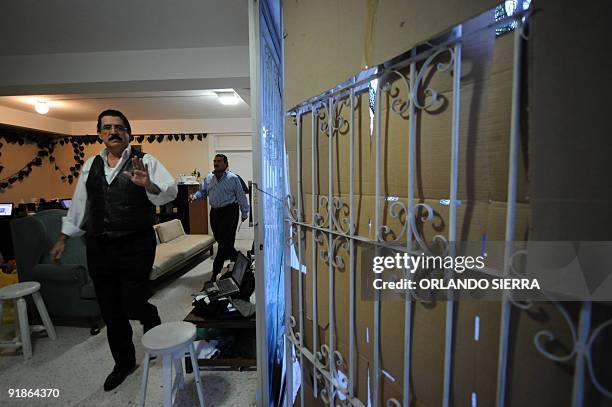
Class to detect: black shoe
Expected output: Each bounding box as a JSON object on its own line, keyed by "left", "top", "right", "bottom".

{"left": 103, "top": 364, "right": 137, "bottom": 392}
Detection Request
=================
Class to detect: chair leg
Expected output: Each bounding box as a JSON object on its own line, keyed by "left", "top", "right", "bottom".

{"left": 173, "top": 357, "right": 185, "bottom": 390}
{"left": 31, "top": 292, "right": 56, "bottom": 340}
{"left": 15, "top": 298, "right": 31, "bottom": 360}
{"left": 163, "top": 355, "right": 173, "bottom": 407}
{"left": 189, "top": 343, "right": 206, "bottom": 407}
{"left": 140, "top": 354, "right": 151, "bottom": 407}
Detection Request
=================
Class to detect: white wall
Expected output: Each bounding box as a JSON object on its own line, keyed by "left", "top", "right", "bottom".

{"left": 0, "top": 105, "right": 72, "bottom": 134}
{"left": 0, "top": 104, "right": 250, "bottom": 136}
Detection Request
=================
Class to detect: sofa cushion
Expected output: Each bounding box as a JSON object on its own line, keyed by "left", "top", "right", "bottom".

{"left": 150, "top": 234, "right": 215, "bottom": 280}
{"left": 156, "top": 219, "right": 185, "bottom": 243}
{"left": 167, "top": 235, "right": 215, "bottom": 258}
{"left": 152, "top": 244, "right": 188, "bottom": 278}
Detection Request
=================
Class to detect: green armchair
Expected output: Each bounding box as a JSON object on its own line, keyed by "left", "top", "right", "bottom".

{"left": 10, "top": 209, "right": 101, "bottom": 334}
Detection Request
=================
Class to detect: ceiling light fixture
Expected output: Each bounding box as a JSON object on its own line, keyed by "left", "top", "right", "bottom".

{"left": 34, "top": 100, "right": 49, "bottom": 114}
{"left": 215, "top": 91, "right": 240, "bottom": 105}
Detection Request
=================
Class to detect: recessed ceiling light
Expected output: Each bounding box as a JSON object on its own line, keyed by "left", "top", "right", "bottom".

{"left": 35, "top": 101, "right": 49, "bottom": 114}
{"left": 215, "top": 91, "right": 240, "bottom": 105}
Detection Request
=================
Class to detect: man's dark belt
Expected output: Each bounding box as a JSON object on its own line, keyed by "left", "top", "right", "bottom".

{"left": 211, "top": 202, "right": 239, "bottom": 211}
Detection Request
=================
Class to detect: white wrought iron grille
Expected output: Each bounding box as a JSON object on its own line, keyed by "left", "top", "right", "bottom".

{"left": 281, "top": 5, "right": 612, "bottom": 407}
{"left": 284, "top": 24, "right": 467, "bottom": 406}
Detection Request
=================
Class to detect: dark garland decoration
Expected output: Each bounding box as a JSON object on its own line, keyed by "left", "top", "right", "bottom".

{"left": 0, "top": 128, "right": 207, "bottom": 192}
{"left": 0, "top": 132, "right": 99, "bottom": 190}
{"left": 132, "top": 133, "right": 206, "bottom": 144}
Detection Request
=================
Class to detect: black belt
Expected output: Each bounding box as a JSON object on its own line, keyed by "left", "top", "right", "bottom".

{"left": 211, "top": 202, "right": 238, "bottom": 210}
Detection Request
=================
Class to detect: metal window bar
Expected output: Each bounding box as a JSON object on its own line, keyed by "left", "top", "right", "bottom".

{"left": 349, "top": 85, "right": 357, "bottom": 401}
{"left": 312, "top": 108, "right": 319, "bottom": 400}
{"left": 494, "top": 15, "right": 524, "bottom": 407}
{"left": 297, "top": 113, "right": 305, "bottom": 407}
{"left": 443, "top": 27, "right": 463, "bottom": 407}
{"left": 328, "top": 97, "right": 336, "bottom": 406}
{"left": 402, "top": 48, "right": 417, "bottom": 407}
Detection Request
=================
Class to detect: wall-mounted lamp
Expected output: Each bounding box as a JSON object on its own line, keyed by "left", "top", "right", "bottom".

{"left": 215, "top": 91, "right": 240, "bottom": 105}
{"left": 34, "top": 101, "right": 49, "bottom": 114}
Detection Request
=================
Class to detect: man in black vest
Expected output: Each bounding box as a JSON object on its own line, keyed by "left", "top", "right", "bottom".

{"left": 50, "top": 110, "right": 177, "bottom": 391}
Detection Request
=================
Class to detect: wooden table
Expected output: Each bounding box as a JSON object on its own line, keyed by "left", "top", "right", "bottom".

{"left": 184, "top": 309, "right": 256, "bottom": 372}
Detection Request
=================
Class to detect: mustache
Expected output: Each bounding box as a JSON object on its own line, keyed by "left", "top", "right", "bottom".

{"left": 109, "top": 134, "right": 122, "bottom": 142}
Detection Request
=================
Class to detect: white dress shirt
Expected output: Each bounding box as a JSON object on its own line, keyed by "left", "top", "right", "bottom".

{"left": 61, "top": 146, "right": 178, "bottom": 236}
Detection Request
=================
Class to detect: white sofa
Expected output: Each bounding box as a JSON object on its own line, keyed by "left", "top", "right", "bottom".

{"left": 151, "top": 219, "right": 215, "bottom": 280}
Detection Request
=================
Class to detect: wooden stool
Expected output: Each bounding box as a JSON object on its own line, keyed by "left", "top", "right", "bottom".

{"left": 140, "top": 321, "right": 205, "bottom": 407}
{"left": 0, "top": 281, "right": 57, "bottom": 360}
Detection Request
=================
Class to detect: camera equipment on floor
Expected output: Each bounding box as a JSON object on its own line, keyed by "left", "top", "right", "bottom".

{"left": 193, "top": 251, "right": 255, "bottom": 318}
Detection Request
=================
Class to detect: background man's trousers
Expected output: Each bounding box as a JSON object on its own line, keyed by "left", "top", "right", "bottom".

{"left": 87, "top": 229, "right": 160, "bottom": 371}
{"left": 210, "top": 202, "right": 240, "bottom": 277}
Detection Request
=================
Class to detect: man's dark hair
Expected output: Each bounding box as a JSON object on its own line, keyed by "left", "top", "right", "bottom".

{"left": 215, "top": 153, "right": 228, "bottom": 165}
{"left": 97, "top": 109, "right": 132, "bottom": 134}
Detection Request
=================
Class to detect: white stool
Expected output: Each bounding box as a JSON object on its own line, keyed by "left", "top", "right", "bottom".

{"left": 0, "top": 281, "right": 57, "bottom": 360}
{"left": 140, "top": 321, "right": 205, "bottom": 407}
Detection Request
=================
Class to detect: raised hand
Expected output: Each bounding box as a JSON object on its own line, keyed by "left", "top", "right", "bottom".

{"left": 123, "top": 157, "right": 151, "bottom": 188}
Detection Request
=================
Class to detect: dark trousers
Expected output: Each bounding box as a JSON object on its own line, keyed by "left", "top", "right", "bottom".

{"left": 210, "top": 202, "right": 240, "bottom": 276}
{"left": 87, "top": 229, "right": 160, "bottom": 371}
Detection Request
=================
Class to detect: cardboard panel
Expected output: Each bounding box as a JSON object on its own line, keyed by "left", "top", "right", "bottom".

{"left": 372, "top": 0, "right": 500, "bottom": 69}
{"left": 332, "top": 92, "right": 375, "bottom": 198}
{"left": 284, "top": 0, "right": 500, "bottom": 109}
{"left": 475, "top": 302, "right": 503, "bottom": 406}
{"left": 284, "top": 3, "right": 541, "bottom": 406}
{"left": 295, "top": 358, "right": 326, "bottom": 407}
{"left": 284, "top": 0, "right": 367, "bottom": 110}
{"left": 290, "top": 29, "right": 529, "bottom": 207}
{"left": 506, "top": 302, "right": 576, "bottom": 406}
{"left": 290, "top": 196, "right": 531, "bottom": 404}
{"left": 295, "top": 72, "right": 527, "bottom": 206}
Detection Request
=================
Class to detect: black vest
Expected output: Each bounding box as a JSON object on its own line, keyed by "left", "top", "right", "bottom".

{"left": 85, "top": 149, "right": 155, "bottom": 237}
